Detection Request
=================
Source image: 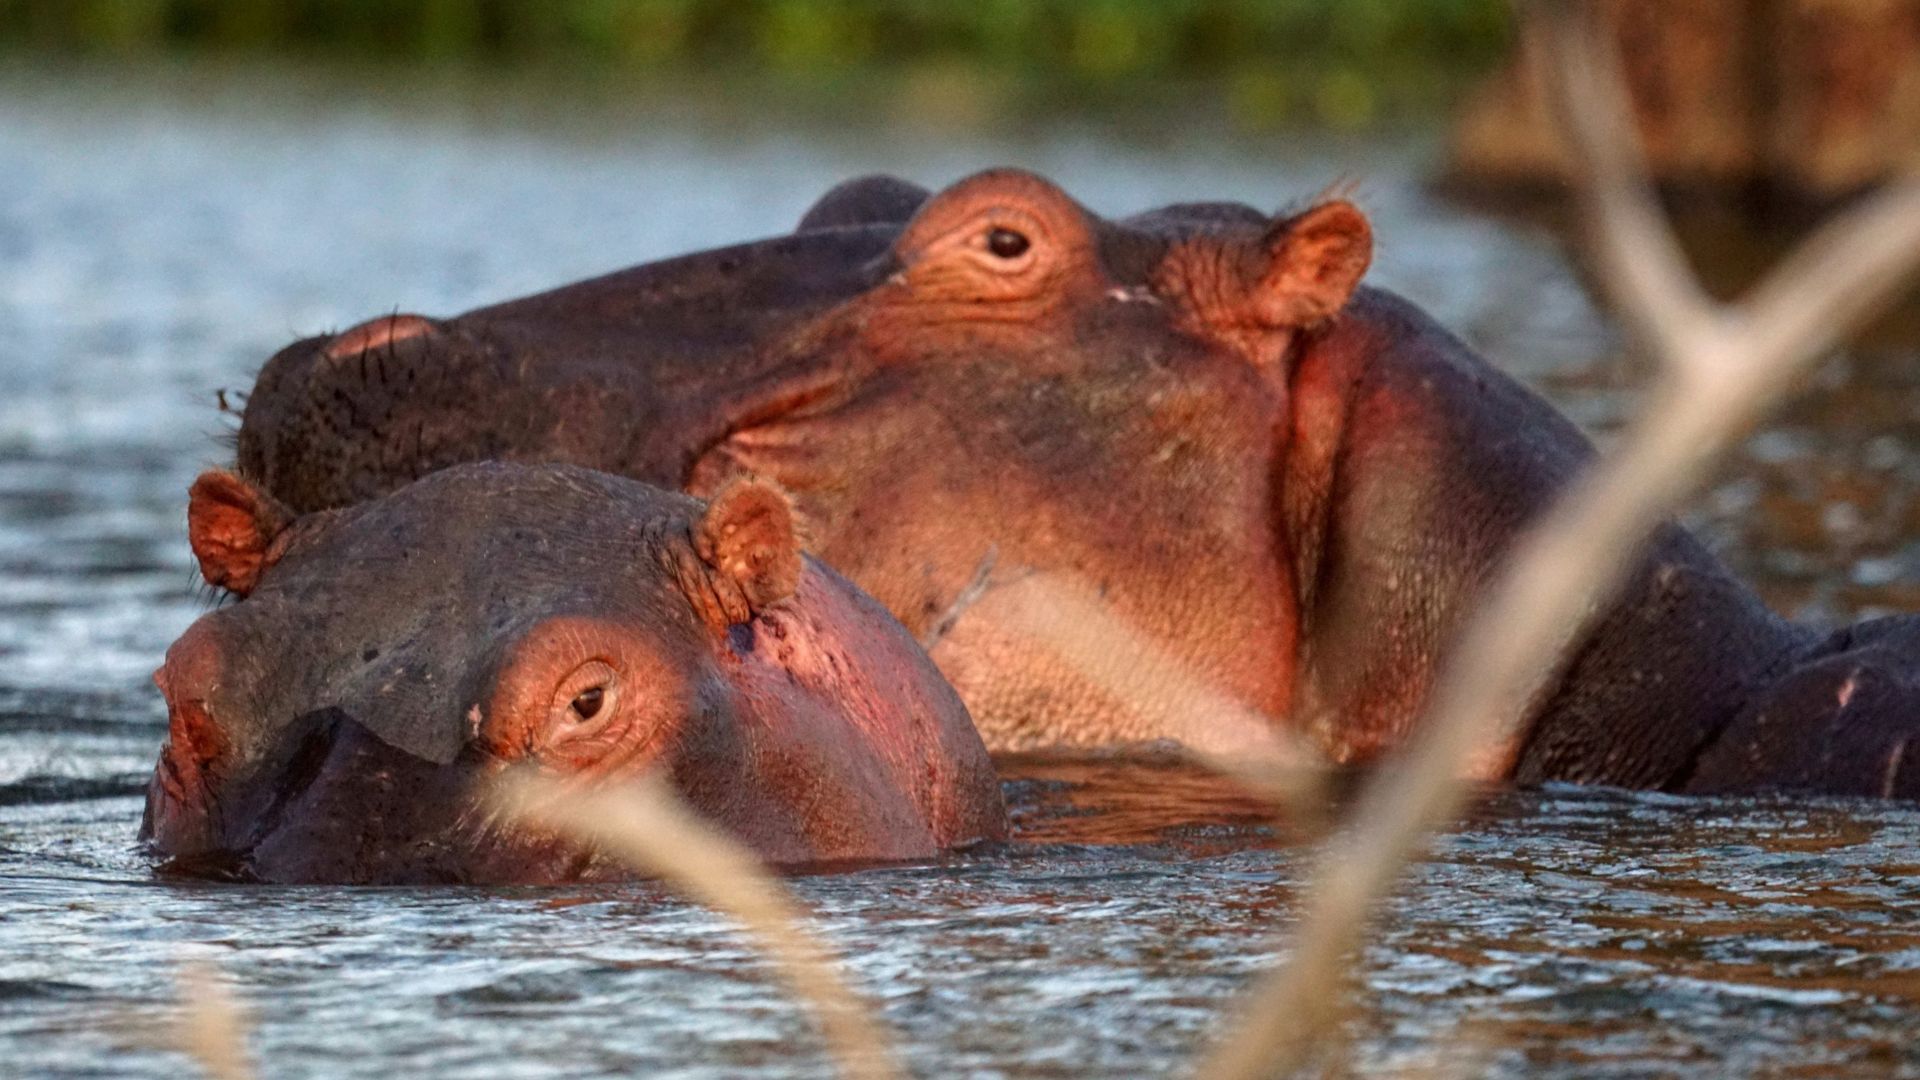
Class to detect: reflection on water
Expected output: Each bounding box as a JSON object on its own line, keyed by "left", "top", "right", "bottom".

{"left": 4, "top": 764, "right": 1919, "bottom": 1078}
{"left": 0, "top": 65, "right": 1916, "bottom": 1077}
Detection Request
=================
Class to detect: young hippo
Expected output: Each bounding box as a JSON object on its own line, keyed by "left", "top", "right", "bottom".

{"left": 141, "top": 463, "right": 1007, "bottom": 884}
{"left": 231, "top": 169, "right": 1920, "bottom": 799}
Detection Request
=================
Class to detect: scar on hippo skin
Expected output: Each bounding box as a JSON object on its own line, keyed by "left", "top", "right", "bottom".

{"left": 795, "top": 174, "right": 931, "bottom": 232}
{"left": 1681, "top": 617, "right": 1920, "bottom": 800}
{"left": 919, "top": 546, "right": 1001, "bottom": 653}
{"left": 187, "top": 470, "right": 294, "bottom": 597}
{"left": 320, "top": 313, "right": 436, "bottom": 362}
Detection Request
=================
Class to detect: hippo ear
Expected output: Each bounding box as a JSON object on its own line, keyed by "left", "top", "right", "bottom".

{"left": 1251, "top": 200, "right": 1373, "bottom": 329}
{"left": 693, "top": 478, "right": 803, "bottom": 620}
{"left": 796, "top": 174, "right": 931, "bottom": 232}
{"left": 187, "top": 470, "right": 294, "bottom": 598}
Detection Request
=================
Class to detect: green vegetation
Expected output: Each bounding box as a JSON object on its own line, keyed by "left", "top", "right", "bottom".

{"left": 0, "top": 1, "right": 1513, "bottom": 127}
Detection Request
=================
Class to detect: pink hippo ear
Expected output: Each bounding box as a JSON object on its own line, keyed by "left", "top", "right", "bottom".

{"left": 187, "top": 470, "right": 294, "bottom": 598}
{"left": 1252, "top": 200, "right": 1373, "bottom": 330}
{"left": 693, "top": 478, "right": 803, "bottom": 620}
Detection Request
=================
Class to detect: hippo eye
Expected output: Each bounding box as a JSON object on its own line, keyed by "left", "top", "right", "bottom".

{"left": 526, "top": 657, "right": 626, "bottom": 761}
{"left": 986, "top": 227, "right": 1030, "bottom": 260}
{"left": 569, "top": 686, "right": 606, "bottom": 721}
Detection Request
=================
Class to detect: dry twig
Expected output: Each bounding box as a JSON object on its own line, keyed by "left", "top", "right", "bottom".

{"left": 490, "top": 772, "right": 904, "bottom": 1080}
{"left": 119, "top": 960, "right": 257, "bottom": 1080}
{"left": 1193, "top": 3, "right": 1920, "bottom": 1077}
{"left": 994, "top": 575, "right": 1329, "bottom": 816}
{"left": 173, "top": 962, "right": 255, "bottom": 1080}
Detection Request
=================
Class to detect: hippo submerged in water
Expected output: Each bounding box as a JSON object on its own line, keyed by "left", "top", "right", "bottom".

{"left": 143, "top": 462, "right": 1007, "bottom": 883}
{"left": 230, "top": 169, "right": 1920, "bottom": 799}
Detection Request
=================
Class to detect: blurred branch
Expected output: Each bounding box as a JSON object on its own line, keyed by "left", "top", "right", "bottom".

{"left": 1540, "top": 1, "right": 1716, "bottom": 362}
{"left": 114, "top": 961, "right": 257, "bottom": 1080}
{"left": 995, "top": 575, "right": 1330, "bottom": 820}
{"left": 174, "top": 962, "right": 255, "bottom": 1080}
{"left": 490, "top": 773, "right": 903, "bottom": 1080}
{"left": 1192, "top": 2, "right": 1920, "bottom": 1077}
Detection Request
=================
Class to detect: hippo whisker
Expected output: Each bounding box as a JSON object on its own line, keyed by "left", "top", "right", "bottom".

{"left": 446, "top": 790, "right": 514, "bottom": 853}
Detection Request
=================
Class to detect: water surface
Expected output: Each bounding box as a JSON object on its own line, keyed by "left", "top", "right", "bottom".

{"left": 1, "top": 65, "right": 1916, "bottom": 1078}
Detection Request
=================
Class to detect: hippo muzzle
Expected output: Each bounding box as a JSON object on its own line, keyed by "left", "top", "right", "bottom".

{"left": 143, "top": 706, "right": 511, "bottom": 885}
{"left": 142, "top": 628, "right": 556, "bottom": 884}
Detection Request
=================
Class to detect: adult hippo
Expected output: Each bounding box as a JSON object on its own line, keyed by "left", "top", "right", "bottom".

{"left": 231, "top": 169, "right": 1920, "bottom": 798}
{"left": 143, "top": 462, "right": 1007, "bottom": 883}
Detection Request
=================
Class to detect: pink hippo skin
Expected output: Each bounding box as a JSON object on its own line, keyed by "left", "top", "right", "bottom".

{"left": 228, "top": 169, "right": 1920, "bottom": 799}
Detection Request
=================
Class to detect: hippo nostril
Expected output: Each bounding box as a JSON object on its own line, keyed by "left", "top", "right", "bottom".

{"left": 236, "top": 712, "right": 344, "bottom": 855}
{"left": 145, "top": 664, "right": 231, "bottom": 856}
{"left": 158, "top": 690, "right": 226, "bottom": 798}
{"left": 321, "top": 314, "right": 435, "bottom": 362}
{"left": 152, "top": 623, "right": 237, "bottom": 802}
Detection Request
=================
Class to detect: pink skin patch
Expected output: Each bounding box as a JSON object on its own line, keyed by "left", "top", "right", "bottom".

{"left": 1837, "top": 669, "right": 1861, "bottom": 709}
{"left": 147, "top": 626, "right": 232, "bottom": 853}
{"left": 322, "top": 314, "right": 434, "bottom": 361}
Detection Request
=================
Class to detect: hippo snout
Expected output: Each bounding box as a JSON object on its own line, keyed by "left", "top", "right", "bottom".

{"left": 237, "top": 715, "right": 535, "bottom": 885}
{"left": 141, "top": 622, "right": 237, "bottom": 858}
{"left": 235, "top": 313, "right": 470, "bottom": 514}
{"left": 145, "top": 699, "right": 521, "bottom": 885}
{"left": 140, "top": 617, "right": 499, "bottom": 882}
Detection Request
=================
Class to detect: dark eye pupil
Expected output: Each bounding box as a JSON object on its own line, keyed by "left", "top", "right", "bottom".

{"left": 570, "top": 686, "right": 605, "bottom": 720}
{"left": 987, "top": 227, "right": 1030, "bottom": 259}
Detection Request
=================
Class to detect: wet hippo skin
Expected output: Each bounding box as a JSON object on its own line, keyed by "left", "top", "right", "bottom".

{"left": 143, "top": 462, "right": 1008, "bottom": 883}
{"left": 231, "top": 169, "right": 1920, "bottom": 799}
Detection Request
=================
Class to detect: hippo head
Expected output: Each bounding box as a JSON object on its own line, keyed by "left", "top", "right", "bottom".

{"left": 141, "top": 461, "right": 991, "bottom": 883}
{"left": 235, "top": 170, "right": 1375, "bottom": 749}
{"left": 234, "top": 176, "right": 929, "bottom": 514}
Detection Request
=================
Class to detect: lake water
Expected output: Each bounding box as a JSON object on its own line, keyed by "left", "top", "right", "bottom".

{"left": 1, "top": 64, "right": 1917, "bottom": 1078}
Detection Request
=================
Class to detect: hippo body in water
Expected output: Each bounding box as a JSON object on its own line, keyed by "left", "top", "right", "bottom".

{"left": 143, "top": 462, "right": 1007, "bottom": 883}
{"left": 232, "top": 170, "right": 1920, "bottom": 799}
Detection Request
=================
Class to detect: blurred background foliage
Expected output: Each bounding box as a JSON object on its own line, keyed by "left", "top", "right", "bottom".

{"left": 0, "top": 0, "right": 1513, "bottom": 128}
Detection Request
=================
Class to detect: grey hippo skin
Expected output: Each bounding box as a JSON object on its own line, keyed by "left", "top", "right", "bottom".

{"left": 231, "top": 169, "right": 1920, "bottom": 799}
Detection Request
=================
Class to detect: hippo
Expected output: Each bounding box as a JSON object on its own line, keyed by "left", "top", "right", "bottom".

{"left": 142, "top": 462, "right": 1008, "bottom": 883}
{"left": 230, "top": 169, "right": 1920, "bottom": 799}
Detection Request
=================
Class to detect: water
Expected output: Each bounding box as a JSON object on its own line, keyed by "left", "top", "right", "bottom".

{"left": 1, "top": 64, "right": 1917, "bottom": 1078}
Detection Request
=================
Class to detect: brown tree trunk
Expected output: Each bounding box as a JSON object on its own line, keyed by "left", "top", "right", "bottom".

{"left": 1446, "top": 0, "right": 1920, "bottom": 205}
